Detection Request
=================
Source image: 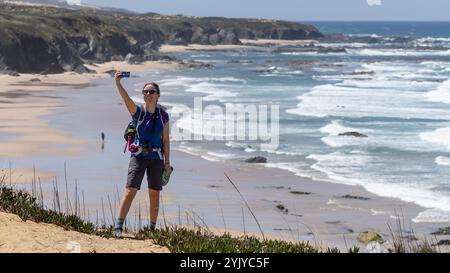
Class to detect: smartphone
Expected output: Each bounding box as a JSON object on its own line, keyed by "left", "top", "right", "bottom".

{"left": 120, "top": 71, "right": 131, "bottom": 78}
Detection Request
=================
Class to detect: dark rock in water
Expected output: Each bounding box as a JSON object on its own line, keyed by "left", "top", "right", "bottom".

{"left": 415, "top": 79, "right": 445, "bottom": 83}
{"left": 276, "top": 204, "right": 289, "bottom": 214}
{"left": 351, "top": 70, "right": 375, "bottom": 76}
{"left": 431, "top": 227, "right": 450, "bottom": 235}
{"left": 290, "top": 191, "right": 312, "bottom": 195}
{"left": 252, "top": 66, "right": 278, "bottom": 73}
{"left": 316, "top": 47, "right": 347, "bottom": 54}
{"left": 338, "top": 131, "right": 368, "bottom": 138}
{"left": 245, "top": 156, "right": 267, "bottom": 163}
{"left": 290, "top": 213, "right": 303, "bottom": 217}
{"left": 178, "top": 60, "right": 214, "bottom": 69}
{"left": 340, "top": 194, "right": 371, "bottom": 200}
{"left": 271, "top": 186, "right": 284, "bottom": 190}
{"left": 29, "top": 78, "right": 41, "bottom": 82}
{"left": 436, "top": 240, "right": 450, "bottom": 246}
{"left": 227, "top": 60, "right": 254, "bottom": 64}
{"left": 368, "top": 37, "right": 382, "bottom": 44}
{"left": 391, "top": 36, "right": 415, "bottom": 44}
{"left": 272, "top": 46, "right": 317, "bottom": 54}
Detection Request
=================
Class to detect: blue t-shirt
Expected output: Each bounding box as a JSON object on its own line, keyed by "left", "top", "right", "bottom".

{"left": 131, "top": 105, "right": 169, "bottom": 160}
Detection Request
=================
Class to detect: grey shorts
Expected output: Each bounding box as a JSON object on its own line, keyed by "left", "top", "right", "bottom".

{"left": 126, "top": 156, "right": 164, "bottom": 191}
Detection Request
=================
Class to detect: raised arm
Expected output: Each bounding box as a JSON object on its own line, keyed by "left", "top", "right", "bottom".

{"left": 115, "top": 71, "right": 137, "bottom": 116}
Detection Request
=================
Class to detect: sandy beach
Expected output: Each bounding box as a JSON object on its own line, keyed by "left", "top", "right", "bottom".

{"left": 1, "top": 56, "right": 449, "bottom": 253}
{"left": 0, "top": 60, "right": 180, "bottom": 158}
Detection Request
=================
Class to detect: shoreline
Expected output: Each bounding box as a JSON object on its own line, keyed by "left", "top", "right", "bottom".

{"left": 159, "top": 39, "right": 317, "bottom": 53}
{"left": 1, "top": 56, "right": 450, "bottom": 252}
{"left": 0, "top": 60, "right": 181, "bottom": 158}
{"left": 168, "top": 147, "right": 449, "bottom": 250}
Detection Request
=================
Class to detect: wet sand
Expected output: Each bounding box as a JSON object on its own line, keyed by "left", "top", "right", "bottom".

{"left": 0, "top": 60, "right": 181, "bottom": 158}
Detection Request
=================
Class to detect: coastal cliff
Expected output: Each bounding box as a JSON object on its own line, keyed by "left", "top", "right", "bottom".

{"left": 0, "top": 2, "right": 323, "bottom": 74}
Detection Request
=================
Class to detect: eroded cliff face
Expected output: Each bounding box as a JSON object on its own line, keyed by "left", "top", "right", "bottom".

{"left": 0, "top": 3, "right": 323, "bottom": 74}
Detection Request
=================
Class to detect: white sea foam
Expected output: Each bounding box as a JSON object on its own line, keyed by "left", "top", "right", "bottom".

{"left": 348, "top": 48, "right": 450, "bottom": 57}
{"left": 185, "top": 82, "right": 238, "bottom": 102}
{"left": 424, "top": 79, "right": 450, "bottom": 104}
{"left": 160, "top": 76, "right": 247, "bottom": 85}
{"left": 264, "top": 162, "right": 309, "bottom": 177}
{"left": 319, "top": 120, "right": 364, "bottom": 136}
{"left": 420, "top": 127, "right": 450, "bottom": 150}
{"left": 206, "top": 151, "right": 236, "bottom": 159}
{"left": 286, "top": 82, "right": 442, "bottom": 119}
{"left": 319, "top": 121, "right": 372, "bottom": 148}
{"left": 435, "top": 156, "right": 450, "bottom": 166}
{"left": 225, "top": 141, "right": 303, "bottom": 155}
{"left": 318, "top": 42, "right": 368, "bottom": 48}
{"left": 413, "top": 209, "right": 450, "bottom": 223}
{"left": 307, "top": 152, "right": 450, "bottom": 213}
{"left": 175, "top": 145, "right": 228, "bottom": 163}
{"left": 280, "top": 51, "right": 346, "bottom": 56}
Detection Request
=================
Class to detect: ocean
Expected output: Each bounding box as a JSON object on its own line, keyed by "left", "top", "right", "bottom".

{"left": 128, "top": 21, "right": 450, "bottom": 224}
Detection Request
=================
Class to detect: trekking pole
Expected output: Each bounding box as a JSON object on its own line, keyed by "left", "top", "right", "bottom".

{"left": 123, "top": 141, "right": 128, "bottom": 153}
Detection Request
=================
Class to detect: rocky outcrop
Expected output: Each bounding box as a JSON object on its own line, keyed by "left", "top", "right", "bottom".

{"left": 431, "top": 227, "right": 450, "bottom": 235}
{"left": 245, "top": 156, "right": 267, "bottom": 163}
{"left": 338, "top": 132, "right": 368, "bottom": 138}
{"left": 340, "top": 194, "right": 371, "bottom": 200}
{"left": 0, "top": 3, "right": 323, "bottom": 74}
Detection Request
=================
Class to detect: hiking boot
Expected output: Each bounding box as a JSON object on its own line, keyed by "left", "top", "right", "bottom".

{"left": 114, "top": 228, "right": 123, "bottom": 238}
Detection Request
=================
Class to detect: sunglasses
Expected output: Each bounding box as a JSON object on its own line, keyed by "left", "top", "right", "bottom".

{"left": 143, "top": 89, "right": 158, "bottom": 95}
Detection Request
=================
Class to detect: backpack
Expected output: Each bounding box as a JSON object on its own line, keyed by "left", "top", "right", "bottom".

{"left": 123, "top": 104, "right": 168, "bottom": 152}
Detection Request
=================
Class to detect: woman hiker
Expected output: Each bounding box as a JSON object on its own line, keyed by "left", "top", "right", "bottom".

{"left": 114, "top": 71, "right": 172, "bottom": 237}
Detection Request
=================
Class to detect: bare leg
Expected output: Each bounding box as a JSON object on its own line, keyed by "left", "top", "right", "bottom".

{"left": 118, "top": 187, "right": 138, "bottom": 219}
{"left": 148, "top": 189, "right": 160, "bottom": 224}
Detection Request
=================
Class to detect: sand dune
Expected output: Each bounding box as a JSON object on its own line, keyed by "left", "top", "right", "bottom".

{"left": 0, "top": 212, "right": 169, "bottom": 253}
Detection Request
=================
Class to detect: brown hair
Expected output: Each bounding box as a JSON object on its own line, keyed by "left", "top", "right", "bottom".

{"left": 142, "top": 82, "right": 160, "bottom": 94}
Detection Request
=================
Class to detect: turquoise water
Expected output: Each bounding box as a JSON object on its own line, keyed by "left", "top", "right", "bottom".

{"left": 144, "top": 22, "right": 450, "bottom": 223}
{"left": 307, "top": 21, "right": 450, "bottom": 37}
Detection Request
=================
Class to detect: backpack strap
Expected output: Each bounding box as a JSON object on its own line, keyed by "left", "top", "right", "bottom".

{"left": 158, "top": 107, "right": 168, "bottom": 127}
{"left": 135, "top": 105, "right": 145, "bottom": 142}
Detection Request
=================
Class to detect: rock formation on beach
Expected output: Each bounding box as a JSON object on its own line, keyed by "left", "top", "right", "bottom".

{"left": 0, "top": 1, "right": 323, "bottom": 74}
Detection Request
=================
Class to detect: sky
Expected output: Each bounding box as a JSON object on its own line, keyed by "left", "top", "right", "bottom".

{"left": 76, "top": 0, "right": 450, "bottom": 21}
